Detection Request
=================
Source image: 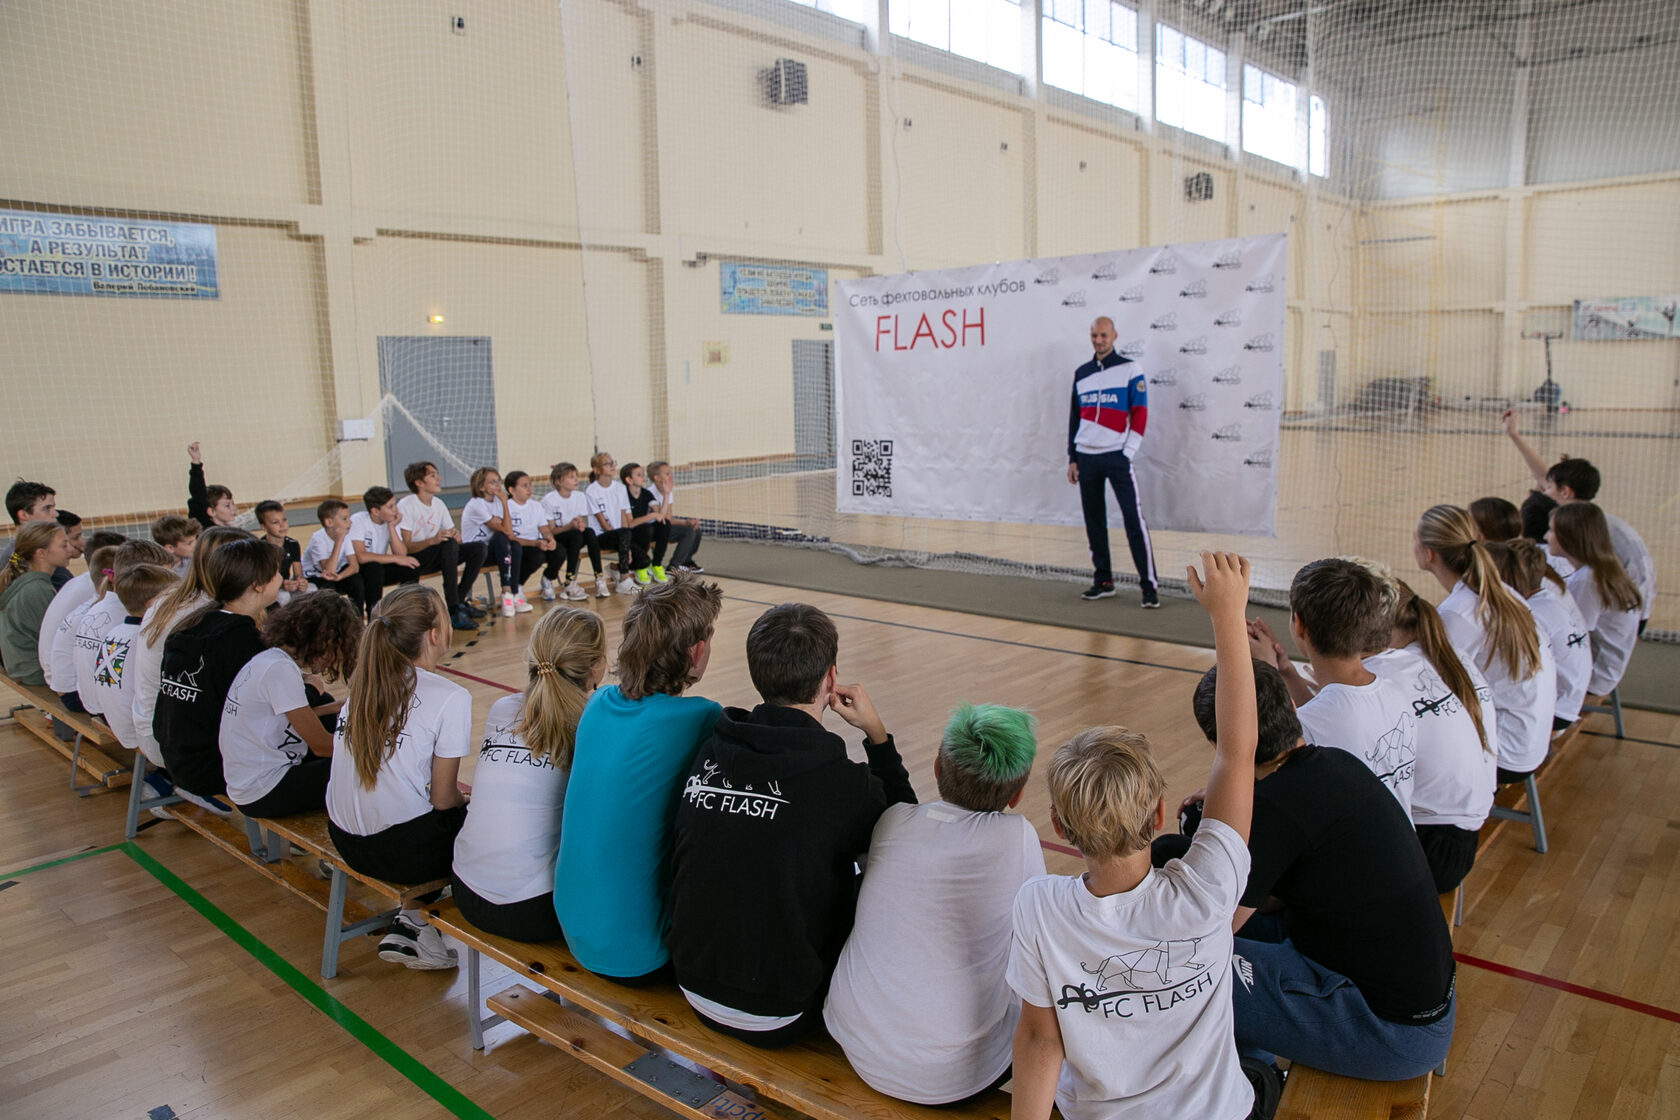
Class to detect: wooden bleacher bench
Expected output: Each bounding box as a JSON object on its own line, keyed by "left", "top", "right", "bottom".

{"left": 1276, "top": 1066, "right": 1430, "bottom": 1120}
{"left": 158, "top": 803, "right": 439, "bottom": 978}
{"left": 426, "top": 897, "right": 1011, "bottom": 1120}
{"left": 0, "top": 672, "right": 130, "bottom": 793}
{"left": 252, "top": 810, "right": 448, "bottom": 979}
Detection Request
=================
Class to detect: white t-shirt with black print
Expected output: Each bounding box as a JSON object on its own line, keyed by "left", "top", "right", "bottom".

{"left": 326, "top": 667, "right": 473, "bottom": 836}
{"left": 220, "top": 648, "right": 314, "bottom": 805}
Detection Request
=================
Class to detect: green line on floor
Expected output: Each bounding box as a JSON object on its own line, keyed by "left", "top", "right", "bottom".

{"left": 0, "top": 842, "right": 124, "bottom": 880}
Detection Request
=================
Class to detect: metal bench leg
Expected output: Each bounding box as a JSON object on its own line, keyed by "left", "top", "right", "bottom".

{"left": 242, "top": 817, "right": 267, "bottom": 859}
{"left": 68, "top": 731, "right": 100, "bottom": 796}
{"left": 1453, "top": 884, "right": 1464, "bottom": 927}
{"left": 322, "top": 868, "right": 349, "bottom": 978}
{"left": 126, "top": 751, "right": 149, "bottom": 838}
{"left": 1609, "top": 687, "right": 1624, "bottom": 739}
{"left": 465, "top": 947, "right": 507, "bottom": 1050}
{"left": 1525, "top": 773, "right": 1547, "bottom": 854}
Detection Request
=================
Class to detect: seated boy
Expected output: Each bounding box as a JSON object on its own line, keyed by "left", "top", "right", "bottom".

{"left": 54, "top": 510, "right": 84, "bottom": 587}
{"left": 824, "top": 702, "right": 1042, "bottom": 1103}
{"left": 394, "top": 461, "right": 485, "bottom": 630}
{"left": 255, "top": 501, "right": 306, "bottom": 598}
{"left": 348, "top": 485, "right": 418, "bottom": 616}
{"left": 553, "top": 576, "right": 724, "bottom": 983}
{"left": 186, "top": 441, "right": 239, "bottom": 528}
{"left": 1165, "top": 657, "right": 1455, "bottom": 1082}
{"left": 37, "top": 530, "right": 125, "bottom": 684}
{"left": 151, "top": 514, "right": 200, "bottom": 575}
{"left": 88, "top": 563, "right": 179, "bottom": 752}
{"left": 1249, "top": 559, "right": 1419, "bottom": 818}
{"left": 647, "top": 460, "right": 703, "bottom": 574}
{"left": 302, "top": 498, "right": 361, "bottom": 608}
{"left": 1501, "top": 411, "right": 1655, "bottom": 632}
{"left": 669, "top": 603, "right": 916, "bottom": 1047}
{"left": 2, "top": 479, "right": 59, "bottom": 571}
{"left": 1010, "top": 553, "right": 1257, "bottom": 1120}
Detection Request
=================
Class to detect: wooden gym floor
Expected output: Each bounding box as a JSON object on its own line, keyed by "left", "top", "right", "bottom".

{"left": 3, "top": 574, "right": 1678, "bottom": 1119}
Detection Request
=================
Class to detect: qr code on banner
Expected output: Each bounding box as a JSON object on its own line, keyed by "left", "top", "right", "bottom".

{"left": 851, "top": 439, "right": 893, "bottom": 497}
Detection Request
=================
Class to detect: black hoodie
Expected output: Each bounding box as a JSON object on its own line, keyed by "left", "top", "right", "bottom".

{"left": 669, "top": 703, "right": 917, "bottom": 1018}
{"left": 155, "top": 610, "right": 266, "bottom": 797}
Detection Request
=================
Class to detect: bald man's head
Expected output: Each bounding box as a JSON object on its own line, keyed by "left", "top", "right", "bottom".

{"left": 1090, "top": 317, "right": 1117, "bottom": 357}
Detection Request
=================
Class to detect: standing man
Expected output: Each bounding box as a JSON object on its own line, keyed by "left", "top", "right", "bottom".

{"left": 1067, "top": 317, "right": 1158, "bottom": 606}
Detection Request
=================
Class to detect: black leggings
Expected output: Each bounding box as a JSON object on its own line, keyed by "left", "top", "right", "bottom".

{"left": 631, "top": 521, "right": 669, "bottom": 570}
{"left": 401, "top": 540, "right": 488, "bottom": 612}
{"left": 236, "top": 755, "right": 331, "bottom": 818}
{"left": 692, "top": 1005, "right": 824, "bottom": 1050}
{"left": 450, "top": 874, "right": 564, "bottom": 943}
{"left": 307, "top": 576, "right": 366, "bottom": 613}
{"left": 1415, "top": 824, "right": 1478, "bottom": 894}
{"left": 545, "top": 528, "right": 602, "bottom": 581}
{"left": 328, "top": 804, "right": 467, "bottom": 890}
{"left": 507, "top": 542, "right": 547, "bottom": 590}
{"left": 595, "top": 528, "right": 631, "bottom": 572}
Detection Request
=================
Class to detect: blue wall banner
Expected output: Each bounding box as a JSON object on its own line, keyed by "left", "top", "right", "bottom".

{"left": 720, "top": 261, "right": 828, "bottom": 316}
{"left": 0, "top": 209, "right": 219, "bottom": 299}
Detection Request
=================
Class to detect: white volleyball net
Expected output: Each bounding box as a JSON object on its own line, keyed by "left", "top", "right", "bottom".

{"left": 1, "top": 0, "right": 1675, "bottom": 633}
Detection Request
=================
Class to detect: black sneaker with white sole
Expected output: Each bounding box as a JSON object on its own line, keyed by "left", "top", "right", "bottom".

{"left": 1141, "top": 588, "right": 1161, "bottom": 609}
{"left": 1081, "top": 582, "right": 1117, "bottom": 601}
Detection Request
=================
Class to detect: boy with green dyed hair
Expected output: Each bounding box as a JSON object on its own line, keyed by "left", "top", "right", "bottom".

{"left": 824, "top": 702, "right": 1047, "bottom": 1104}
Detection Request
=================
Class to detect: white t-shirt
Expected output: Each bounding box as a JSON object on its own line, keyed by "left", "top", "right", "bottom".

{"left": 301, "top": 528, "right": 352, "bottom": 578}
{"left": 1565, "top": 566, "right": 1640, "bottom": 697}
{"left": 130, "top": 592, "right": 209, "bottom": 767}
{"left": 452, "top": 693, "right": 570, "bottom": 905}
{"left": 1296, "top": 675, "right": 1419, "bottom": 819}
{"left": 37, "top": 573, "right": 96, "bottom": 682}
{"left": 507, "top": 497, "right": 546, "bottom": 542}
{"left": 89, "top": 615, "right": 144, "bottom": 751}
{"left": 1008, "top": 818, "right": 1252, "bottom": 1120}
{"left": 1366, "top": 645, "right": 1497, "bottom": 830}
{"left": 824, "top": 803, "right": 1046, "bottom": 1105}
{"left": 47, "top": 598, "right": 94, "bottom": 694}
{"left": 348, "top": 510, "right": 392, "bottom": 557}
{"left": 326, "top": 666, "right": 472, "bottom": 836}
{"left": 1527, "top": 582, "right": 1590, "bottom": 722}
{"left": 1601, "top": 509, "right": 1655, "bottom": 622}
{"left": 221, "top": 648, "right": 313, "bottom": 805}
{"left": 541, "top": 488, "right": 591, "bottom": 529}
{"left": 73, "top": 594, "right": 122, "bottom": 714}
{"left": 585, "top": 480, "right": 630, "bottom": 531}
{"left": 396, "top": 494, "right": 454, "bottom": 547}
{"left": 1438, "top": 581, "right": 1556, "bottom": 774}
{"left": 459, "top": 496, "right": 502, "bottom": 545}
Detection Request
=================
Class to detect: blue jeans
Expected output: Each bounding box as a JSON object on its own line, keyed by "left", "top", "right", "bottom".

{"left": 1075, "top": 449, "right": 1156, "bottom": 590}
{"left": 1232, "top": 921, "right": 1454, "bottom": 1080}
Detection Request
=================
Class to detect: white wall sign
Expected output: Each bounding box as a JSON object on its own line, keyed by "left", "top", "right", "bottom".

{"left": 835, "top": 234, "right": 1286, "bottom": 537}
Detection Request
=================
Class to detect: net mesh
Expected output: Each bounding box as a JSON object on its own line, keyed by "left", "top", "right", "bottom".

{"left": 1, "top": 0, "right": 1675, "bottom": 634}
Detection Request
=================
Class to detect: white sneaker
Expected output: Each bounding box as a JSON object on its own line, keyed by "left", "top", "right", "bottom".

{"left": 595, "top": 577, "right": 612, "bottom": 598}
{"left": 378, "top": 916, "right": 458, "bottom": 970}
{"left": 514, "top": 594, "right": 533, "bottom": 613}
{"left": 501, "top": 591, "right": 516, "bottom": 617}
{"left": 617, "top": 576, "right": 640, "bottom": 595}
{"left": 178, "top": 788, "right": 235, "bottom": 818}
{"left": 540, "top": 578, "right": 556, "bottom": 601}
{"left": 563, "top": 582, "right": 586, "bottom": 601}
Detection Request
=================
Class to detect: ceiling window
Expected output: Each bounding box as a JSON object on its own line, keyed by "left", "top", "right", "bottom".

{"left": 1042, "top": 1, "right": 1140, "bottom": 111}
{"left": 1242, "top": 63, "right": 1297, "bottom": 165}
{"left": 892, "top": 0, "right": 1022, "bottom": 74}
{"left": 1156, "top": 24, "right": 1226, "bottom": 142}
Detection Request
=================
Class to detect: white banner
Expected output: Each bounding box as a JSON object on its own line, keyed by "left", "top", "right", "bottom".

{"left": 835, "top": 234, "right": 1286, "bottom": 537}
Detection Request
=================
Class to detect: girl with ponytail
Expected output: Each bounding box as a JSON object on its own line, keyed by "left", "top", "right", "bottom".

{"left": 154, "top": 538, "right": 282, "bottom": 812}
{"left": 1549, "top": 503, "right": 1641, "bottom": 698}
{"left": 1486, "top": 539, "right": 1590, "bottom": 728}
{"left": 1368, "top": 581, "right": 1496, "bottom": 893}
{"left": 0, "top": 523, "right": 73, "bottom": 685}
{"left": 1414, "top": 505, "right": 1556, "bottom": 780}
{"left": 451, "top": 607, "right": 607, "bottom": 942}
{"left": 325, "top": 584, "right": 471, "bottom": 969}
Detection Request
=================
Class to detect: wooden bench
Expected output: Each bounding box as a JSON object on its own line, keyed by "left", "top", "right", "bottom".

{"left": 251, "top": 810, "right": 448, "bottom": 979}
{"left": 1277, "top": 1066, "right": 1430, "bottom": 1119}
{"left": 426, "top": 898, "right": 1011, "bottom": 1120}
{"left": 0, "top": 673, "right": 130, "bottom": 794}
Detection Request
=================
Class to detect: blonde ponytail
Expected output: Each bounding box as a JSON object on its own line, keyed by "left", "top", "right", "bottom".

{"left": 1417, "top": 505, "right": 1541, "bottom": 681}
{"left": 0, "top": 524, "right": 61, "bottom": 594}
{"left": 517, "top": 607, "right": 607, "bottom": 768}
{"left": 1393, "top": 580, "right": 1489, "bottom": 752}
{"left": 343, "top": 585, "right": 445, "bottom": 790}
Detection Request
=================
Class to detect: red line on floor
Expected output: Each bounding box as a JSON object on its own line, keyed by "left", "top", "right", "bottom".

{"left": 437, "top": 665, "right": 518, "bottom": 694}
{"left": 1452, "top": 952, "right": 1680, "bottom": 1024}
{"left": 1039, "top": 840, "right": 1082, "bottom": 858}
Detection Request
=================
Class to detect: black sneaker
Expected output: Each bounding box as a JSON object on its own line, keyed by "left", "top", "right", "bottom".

{"left": 1081, "top": 582, "right": 1117, "bottom": 601}
{"left": 451, "top": 608, "right": 477, "bottom": 631}
{"left": 1141, "top": 588, "right": 1161, "bottom": 609}
{"left": 461, "top": 600, "right": 487, "bottom": 619}
{"left": 1240, "top": 1057, "right": 1283, "bottom": 1120}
